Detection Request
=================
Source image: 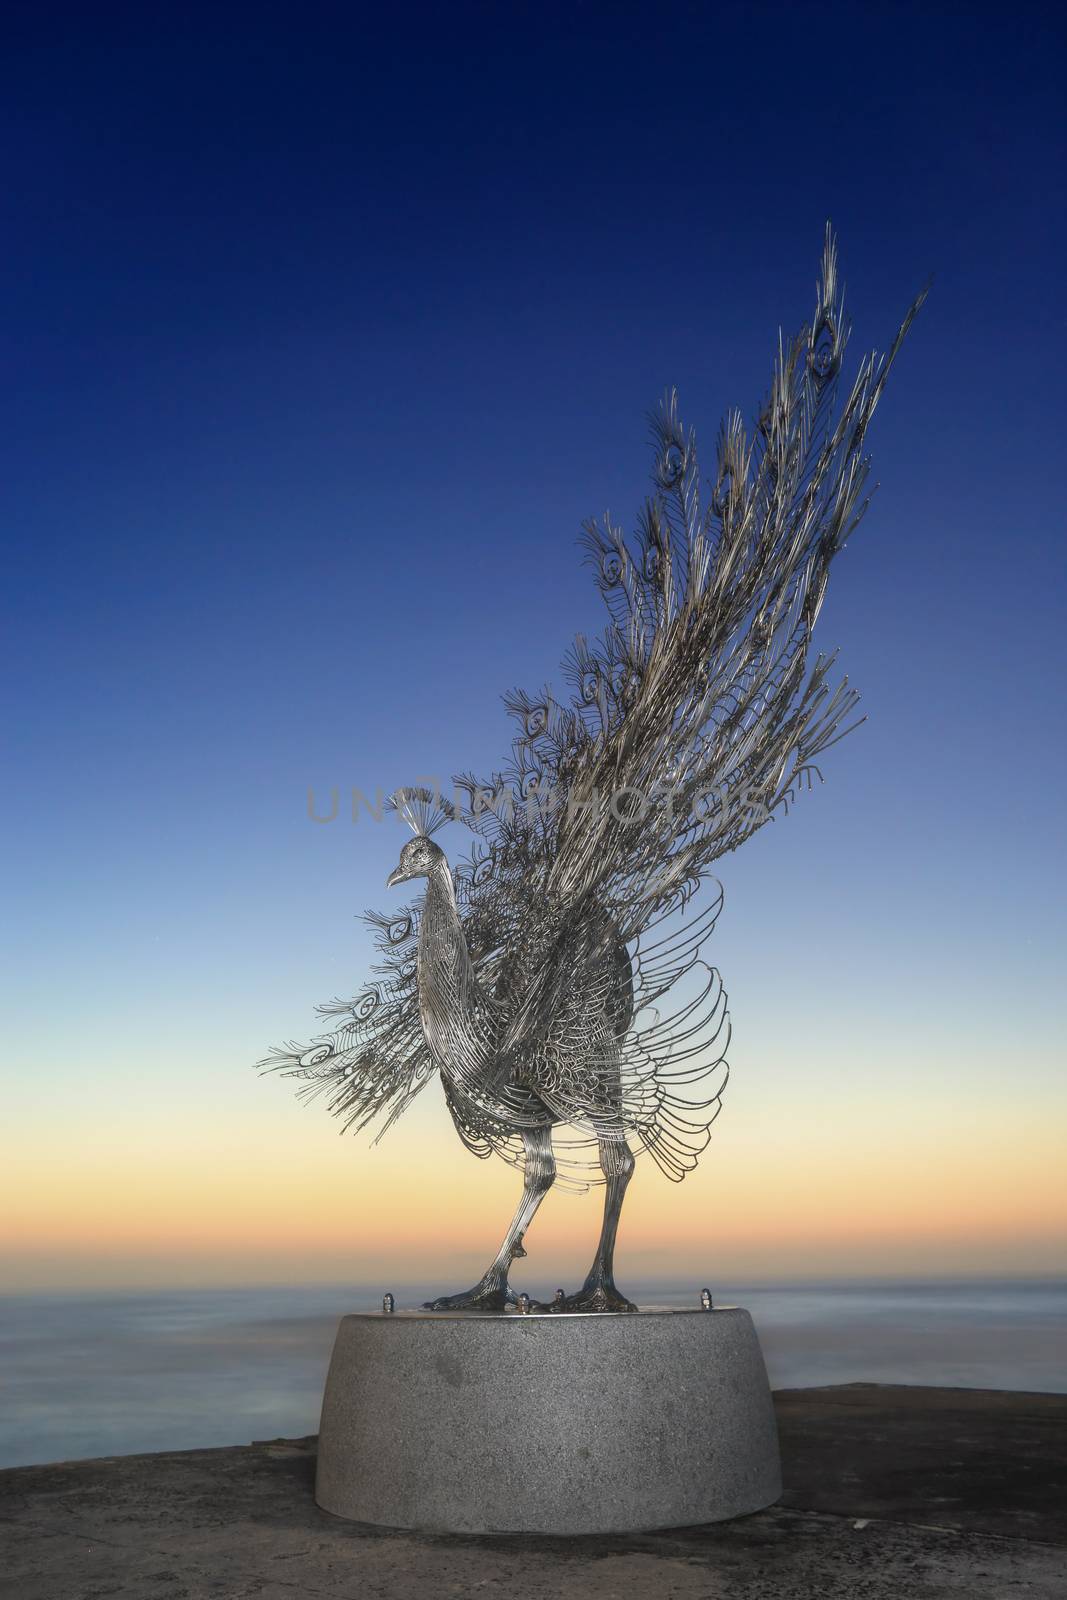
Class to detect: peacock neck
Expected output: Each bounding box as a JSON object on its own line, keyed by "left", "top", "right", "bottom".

{"left": 416, "top": 858, "right": 491, "bottom": 1088}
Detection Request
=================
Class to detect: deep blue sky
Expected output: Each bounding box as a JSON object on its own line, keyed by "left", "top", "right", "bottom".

{"left": 2, "top": 3, "right": 1065, "bottom": 1283}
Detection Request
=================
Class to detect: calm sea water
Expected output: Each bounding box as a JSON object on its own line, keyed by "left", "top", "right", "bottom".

{"left": 1, "top": 1280, "right": 1063, "bottom": 1469}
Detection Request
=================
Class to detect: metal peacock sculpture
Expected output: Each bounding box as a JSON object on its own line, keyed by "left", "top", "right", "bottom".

{"left": 261, "top": 229, "right": 924, "bottom": 1313}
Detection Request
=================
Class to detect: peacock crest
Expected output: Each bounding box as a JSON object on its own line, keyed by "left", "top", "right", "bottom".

{"left": 388, "top": 786, "right": 456, "bottom": 837}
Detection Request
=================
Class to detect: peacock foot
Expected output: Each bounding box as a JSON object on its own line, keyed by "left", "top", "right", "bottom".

{"left": 422, "top": 1277, "right": 509, "bottom": 1313}
{"left": 558, "top": 1281, "right": 638, "bottom": 1314}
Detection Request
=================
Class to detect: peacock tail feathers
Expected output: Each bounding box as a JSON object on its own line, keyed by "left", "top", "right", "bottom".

{"left": 451, "top": 228, "right": 924, "bottom": 954}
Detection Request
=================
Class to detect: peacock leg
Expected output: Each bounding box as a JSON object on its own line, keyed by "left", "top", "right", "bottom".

{"left": 560, "top": 1134, "right": 638, "bottom": 1313}
{"left": 423, "top": 1126, "right": 556, "bottom": 1311}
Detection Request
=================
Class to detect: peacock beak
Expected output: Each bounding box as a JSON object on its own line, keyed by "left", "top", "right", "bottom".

{"left": 386, "top": 866, "right": 408, "bottom": 888}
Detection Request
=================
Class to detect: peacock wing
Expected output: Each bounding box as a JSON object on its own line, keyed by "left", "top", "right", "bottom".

{"left": 256, "top": 898, "right": 435, "bottom": 1141}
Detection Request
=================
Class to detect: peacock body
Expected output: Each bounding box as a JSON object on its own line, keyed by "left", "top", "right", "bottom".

{"left": 261, "top": 229, "right": 923, "bottom": 1310}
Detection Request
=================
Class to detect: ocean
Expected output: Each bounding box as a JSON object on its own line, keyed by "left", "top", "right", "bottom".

{"left": 1, "top": 1279, "right": 1063, "bottom": 1470}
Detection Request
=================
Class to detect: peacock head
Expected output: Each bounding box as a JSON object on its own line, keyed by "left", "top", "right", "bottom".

{"left": 387, "top": 834, "right": 444, "bottom": 887}
{"left": 385, "top": 786, "right": 454, "bottom": 888}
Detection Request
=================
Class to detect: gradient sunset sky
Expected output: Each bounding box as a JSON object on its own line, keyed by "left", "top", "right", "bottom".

{"left": 2, "top": 2, "right": 1064, "bottom": 1293}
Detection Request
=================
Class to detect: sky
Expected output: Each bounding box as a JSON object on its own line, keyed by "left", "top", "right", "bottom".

{"left": 1, "top": 1, "right": 1065, "bottom": 1293}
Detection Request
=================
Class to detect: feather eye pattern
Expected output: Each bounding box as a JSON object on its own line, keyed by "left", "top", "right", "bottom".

{"left": 261, "top": 229, "right": 921, "bottom": 1194}
{"left": 257, "top": 971, "right": 434, "bottom": 1143}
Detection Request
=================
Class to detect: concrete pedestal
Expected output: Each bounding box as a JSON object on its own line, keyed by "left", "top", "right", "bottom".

{"left": 315, "top": 1307, "right": 781, "bottom": 1534}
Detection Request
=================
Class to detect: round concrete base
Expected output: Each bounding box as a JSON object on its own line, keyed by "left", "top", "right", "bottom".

{"left": 315, "top": 1306, "right": 781, "bottom": 1534}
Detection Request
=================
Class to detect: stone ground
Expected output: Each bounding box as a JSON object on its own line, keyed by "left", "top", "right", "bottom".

{"left": 1, "top": 1384, "right": 1064, "bottom": 1599}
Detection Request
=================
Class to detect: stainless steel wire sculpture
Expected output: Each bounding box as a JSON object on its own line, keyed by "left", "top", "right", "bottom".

{"left": 261, "top": 229, "right": 924, "bottom": 1313}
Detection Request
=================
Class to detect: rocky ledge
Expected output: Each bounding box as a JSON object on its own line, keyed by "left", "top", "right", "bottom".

{"left": 1, "top": 1385, "right": 1064, "bottom": 1599}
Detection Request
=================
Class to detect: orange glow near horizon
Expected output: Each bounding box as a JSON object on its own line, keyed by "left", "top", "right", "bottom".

{"left": 5, "top": 1069, "right": 1064, "bottom": 1291}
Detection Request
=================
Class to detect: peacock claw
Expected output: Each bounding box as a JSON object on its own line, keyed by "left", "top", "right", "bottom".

{"left": 422, "top": 1281, "right": 509, "bottom": 1313}
{"left": 558, "top": 1283, "right": 638, "bottom": 1314}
